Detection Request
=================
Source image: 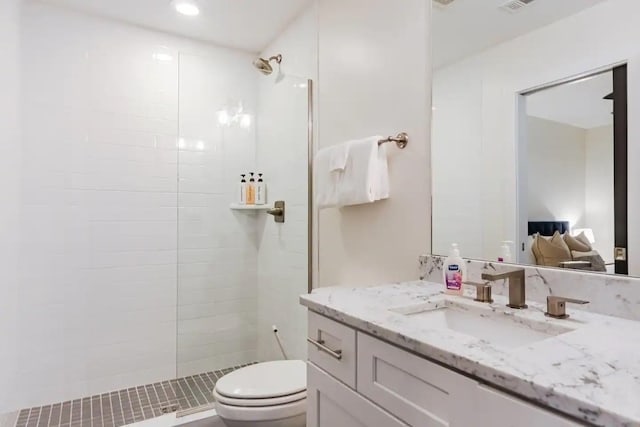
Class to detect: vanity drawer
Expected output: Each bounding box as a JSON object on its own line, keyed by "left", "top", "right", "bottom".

{"left": 307, "top": 311, "right": 357, "bottom": 388}
{"left": 357, "top": 332, "right": 477, "bottom": 427}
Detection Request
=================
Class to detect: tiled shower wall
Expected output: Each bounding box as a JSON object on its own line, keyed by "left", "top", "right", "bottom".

{"left": 0, "top": 0, "right": 22, "bottom": 415}
{"left": 177, "top": 52, "right": 259, "bottom": 376}
{"left": 6, "top": 2, "right": 259, "bottom": 412}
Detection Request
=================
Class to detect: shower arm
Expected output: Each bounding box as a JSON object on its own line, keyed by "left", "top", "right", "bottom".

{"left": 269, "top": 54, "right": 282, "bottom": 64}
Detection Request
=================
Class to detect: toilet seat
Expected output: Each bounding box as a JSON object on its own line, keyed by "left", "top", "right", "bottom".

{"left": 213, "top": 388, "right": 306, "bottom": 407}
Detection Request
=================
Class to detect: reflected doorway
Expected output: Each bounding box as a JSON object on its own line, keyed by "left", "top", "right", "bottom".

{"left": 517, "top": 65, "right": 628, "bottom": 275}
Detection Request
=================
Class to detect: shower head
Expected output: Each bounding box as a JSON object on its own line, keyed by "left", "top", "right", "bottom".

{"left": 253, "top": 54, "right": 282, "bottom": 75}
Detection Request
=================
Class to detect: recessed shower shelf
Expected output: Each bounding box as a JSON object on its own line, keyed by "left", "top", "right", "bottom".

{"left": 230, "top": 204, "right": 273, "bottom": 211}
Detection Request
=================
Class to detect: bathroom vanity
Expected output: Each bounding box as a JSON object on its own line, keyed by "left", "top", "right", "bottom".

{"left": 301, "top": 282, "right": 640, "bottom": 427}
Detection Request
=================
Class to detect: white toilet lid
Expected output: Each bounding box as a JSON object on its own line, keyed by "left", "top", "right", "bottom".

{"left": 215, "top": 360, "right": 307, "bottom": 400}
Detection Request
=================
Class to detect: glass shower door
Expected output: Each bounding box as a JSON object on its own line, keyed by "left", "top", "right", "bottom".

{"left": 175, "top": 53, "right": 311, "bottom": 414}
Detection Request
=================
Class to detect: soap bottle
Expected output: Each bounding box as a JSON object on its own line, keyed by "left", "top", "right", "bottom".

{"left": 498, "top": 241, "right": 513, "bottom": 263}
{"left": 443, "top": 243, "right": 465, "bottom": 296}
{"left": 246, "top": 172, "right": 256, "bottom": 205}
{"left": 238, "top": 174, "right": 247, "bottom": 205}
{"left": 255, "top": 173, "right": 266, "bottom": 205}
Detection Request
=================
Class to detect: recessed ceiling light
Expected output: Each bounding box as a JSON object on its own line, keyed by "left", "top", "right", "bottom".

{"left": 172, "top": 0, "right": 200, "bottom": 16}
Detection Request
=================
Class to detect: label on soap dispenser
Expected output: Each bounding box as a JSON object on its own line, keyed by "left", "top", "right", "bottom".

{"left": 445, "top": 265, "right": 462, "bottom": 291}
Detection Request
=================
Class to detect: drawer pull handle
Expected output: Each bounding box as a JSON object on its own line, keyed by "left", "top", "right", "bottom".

{"left": 307, "top": 337, "right": 342, "bottom": 360}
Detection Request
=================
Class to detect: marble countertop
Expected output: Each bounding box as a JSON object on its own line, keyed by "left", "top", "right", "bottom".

{"left": 300, "top": 281, "right": 640, "bottom": 427}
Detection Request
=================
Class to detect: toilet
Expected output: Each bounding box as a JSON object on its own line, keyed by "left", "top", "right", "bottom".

{"left": 213, "top": 360, "right": 307, "bottom": 427}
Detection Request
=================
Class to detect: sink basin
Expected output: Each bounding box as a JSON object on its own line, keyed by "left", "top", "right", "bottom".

{"left": 390, "top": 297, "right": 575, "bottom": 349}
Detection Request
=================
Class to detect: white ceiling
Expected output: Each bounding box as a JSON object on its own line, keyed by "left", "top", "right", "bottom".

{"left": 39, "top": 0, "right": 313, "bottom": 53}
{"left": 526, "top": 71, "right": 613, "bottom": 129}
{"left": 433, "top": 0, "right": 605, "bottom": 69}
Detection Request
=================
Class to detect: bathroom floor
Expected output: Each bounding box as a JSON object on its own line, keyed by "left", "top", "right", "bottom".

{"left": 14, "top": 363, "right": 255, "bottom": 427}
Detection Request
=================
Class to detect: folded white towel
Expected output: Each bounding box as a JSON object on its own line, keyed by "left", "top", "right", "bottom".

{"left": 329, "top": 142, "right": 349, "bottom": 172}
{"left": 315, "top": 143, "right": 350, "bottom": 209}
{"left": 337, "top": 136, "right": 389, "bottom": 207}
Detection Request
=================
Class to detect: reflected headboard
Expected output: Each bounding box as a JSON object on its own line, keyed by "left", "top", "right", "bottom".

{"left": 528, "top": 221, "right": 570, "bottom": 236}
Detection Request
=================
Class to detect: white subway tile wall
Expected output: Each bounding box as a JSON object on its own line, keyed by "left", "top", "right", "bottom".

{"left": 5, "top": 0, "right": 315, "bottom": 414}
{"left": 176, "top": 52, "right": 259, "bottom": 377}
{"left": 0, "top": 0, "right": 22, "bottom": 415}
{"left": 11, "top": 2, "right": 259, "bottom": 411}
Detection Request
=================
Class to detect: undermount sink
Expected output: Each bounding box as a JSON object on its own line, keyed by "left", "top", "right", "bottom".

{"left": 390, "top": 297, "right": 575, "bottom": 349}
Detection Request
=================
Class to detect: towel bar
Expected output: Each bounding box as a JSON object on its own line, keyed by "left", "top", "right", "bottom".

{"left": 378, "top": 132, "right": 409, "bottom": 149}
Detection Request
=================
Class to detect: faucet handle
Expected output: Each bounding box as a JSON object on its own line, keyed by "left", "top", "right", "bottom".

{"left": 545, "top": 296, "right": 589, "bottom": 319}
{"left": 463, "top": 281, "right": 493, "bottom": 304}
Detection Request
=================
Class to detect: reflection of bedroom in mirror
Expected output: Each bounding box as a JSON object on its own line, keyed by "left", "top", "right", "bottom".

{"left": 518, "top": 66, "right": 627, "bottom": 275}
{"left": 431, "top": 0, "right": 638, "bottom": 276}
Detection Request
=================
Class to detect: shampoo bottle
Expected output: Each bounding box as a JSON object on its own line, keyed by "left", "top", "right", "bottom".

{"left": 256, "top": 173, "right": 266, "bottom": 205}
{"left": 246, "top": 172, "right": 256, "bottom": 205}
{"left": 443, "top": 243, "right": 466, "bottom": 296}
{"left": 238, "top": 174, "right": 247, "bottom": 205}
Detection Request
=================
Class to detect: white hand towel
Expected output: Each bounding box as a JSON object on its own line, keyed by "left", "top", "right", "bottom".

{"left": 376, "top": 143, "right": 390, "bottom": 201}
{"left": 315, "top": 143, "right": 350, "bottom": 209}
{"left": 329, "top": 142, "right": 349, "bottom": 172}
{"left": 337, "top": 136, "right": 389, "bottom": 207}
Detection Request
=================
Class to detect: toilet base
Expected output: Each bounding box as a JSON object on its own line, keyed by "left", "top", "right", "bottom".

{"left": 218, "top": 413, "right": 305, "bottom": 427}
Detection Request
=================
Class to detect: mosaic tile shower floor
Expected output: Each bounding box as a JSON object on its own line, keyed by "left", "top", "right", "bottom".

{"left": 15, "top": 363, "right": 255, "bottom": 427}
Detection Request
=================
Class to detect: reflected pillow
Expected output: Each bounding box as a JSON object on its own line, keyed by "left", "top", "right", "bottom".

{"left": 573, "top": 231, "right": 594, "bottom": 251}
{"left": 564, "top": 232, "right": 591, "bottom": 252}
{"left": 531, "top": 231, "right": 572, "bottom": 267}
{"left": 524, "top": 235, "right": 537, "bottom": 266}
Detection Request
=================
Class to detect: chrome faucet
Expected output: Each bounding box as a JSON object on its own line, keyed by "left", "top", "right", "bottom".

{"left": 481, "top": 268, "right": 527, "bottom": 309}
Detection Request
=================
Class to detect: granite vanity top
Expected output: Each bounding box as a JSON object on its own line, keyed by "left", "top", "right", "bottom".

{"left": 300, "top": 281, "right": 640, "bottom": 427}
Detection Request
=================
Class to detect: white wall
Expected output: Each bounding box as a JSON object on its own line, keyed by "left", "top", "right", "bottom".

{"left": 433, "top": 0, "right": 640, "bottom": 273}
{"left": 10, "top": 1, "right": 258, "bottom": 411}
{"left": 255, "top": 5, "right": 317, "bottom": 363}
{"left": 0, "top": 0, "right": 23, "bottom": 415}
{"left": 585, "top": 125, "right": 614, "bottom": 262}
{"left": 317, "top": 0, "right": 431, "bottom": 287}
{"left": 526, "top": 117, "right": 587, "bottom": 227}
{"left": 177, "top": 51, "right": 259, "bottom": 376}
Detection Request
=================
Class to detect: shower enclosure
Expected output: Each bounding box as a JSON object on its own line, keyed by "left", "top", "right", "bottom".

{"left": 174, "top": 54, "right": 313, "bottom": 413}
{"left": 3, "top": 1, "right": 317, "bottom": 425}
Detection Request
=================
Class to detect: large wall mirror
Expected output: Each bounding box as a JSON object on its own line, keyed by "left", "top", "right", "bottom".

{"left": 431, "top": 0, "right": 639, "bottom": 276}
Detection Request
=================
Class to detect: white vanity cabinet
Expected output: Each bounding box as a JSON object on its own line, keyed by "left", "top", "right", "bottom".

{"left": 307, "top": 311, "right": 584, "bottom": 427}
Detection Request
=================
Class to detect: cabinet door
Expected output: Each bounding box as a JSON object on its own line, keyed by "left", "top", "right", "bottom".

{"left": 476, "top": 385, "right": 582, "bottom": 427}
{"left": 357, "top": 332, "right": 477, "bottom": 426}
{"left": 307, "top": 363, "right": 408, "bottom": 427}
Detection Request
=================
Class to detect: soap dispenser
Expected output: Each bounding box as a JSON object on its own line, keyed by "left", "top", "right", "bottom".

{"left": 238, "top": 174, "right": 247, "bottom": 205}
{"left": 498, "top": 241, "right": 513, "bottom": 263}
{"left": 443, "top": 243, "right": 466, "bottom": 296}
{"left": 246, "top": 172, "right": 256, "bottom": 205}
{"left": 256, "top": 173, "right": 266, "bottom": 205}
